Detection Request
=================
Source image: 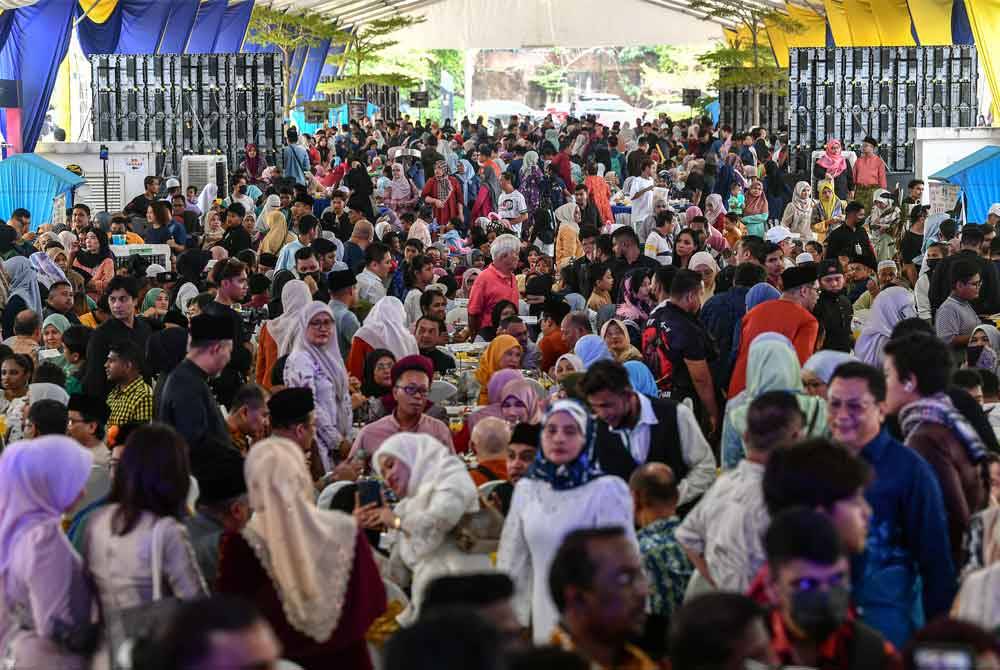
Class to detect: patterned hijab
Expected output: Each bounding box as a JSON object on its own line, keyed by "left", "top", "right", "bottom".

{"left": 523, "top": 400, "right": 607, "bottom": 491}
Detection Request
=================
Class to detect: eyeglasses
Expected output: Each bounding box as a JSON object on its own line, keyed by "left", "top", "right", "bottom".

{"left": 374, "top": 362, "right": 395, "bottom": 371}
{"left": 396, "top": 385, "right": 429, "bottom": 397}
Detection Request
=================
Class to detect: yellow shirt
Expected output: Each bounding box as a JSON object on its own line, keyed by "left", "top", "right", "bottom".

{"left": 550, "top": 625, "right": 657, "bottom": 670}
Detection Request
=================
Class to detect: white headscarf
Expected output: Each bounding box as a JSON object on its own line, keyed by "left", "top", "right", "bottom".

{"left": 29, "top": 251, "right": 67, "bottom": 289}
{"left": 267, "top": 280, "right": 312, "bottom": 356}
{"left": 0, "top": 437, "right": 92, "bottom": 580}
{"left": 28, "top": 383, "right": 69, "bottom": 407}
{"left": 197, "top": 183, "right": 219, "bottom": 224}
{"left": 554, "top": 202, "right": 580, "bottom": 235}
{"left": 256, "top": 194, "right": 281, "bottom": 233}
{"left": 173, "top": 282, "right": 198, "bottom": 312}
{"left": 242, "top": 437, "right": 358, "bottom": 642}
{"left": 354, "top": 296, "right": 418, "bottom": 359}
{"left": 853, "top": 287, "right": 916, "bottom": 367}
{"left": 374, "top": 433, "right": 477, "bottom": 504}
{"left": 57, "top": 231, "right": 77, "bottom": 254}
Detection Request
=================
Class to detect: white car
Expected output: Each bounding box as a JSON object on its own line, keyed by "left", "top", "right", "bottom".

{"left": 575, "top": 93, "right": 645, "bottom": 127}
{"left": 470, "top": 100, "right": 540, "bottom": 125}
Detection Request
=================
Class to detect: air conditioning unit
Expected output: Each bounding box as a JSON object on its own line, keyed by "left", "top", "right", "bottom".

{"left": 182, "top": 155, "right": 229, "bottom": 201}
{"left": 78, "top": 170, "right": 126, "bottom": 213}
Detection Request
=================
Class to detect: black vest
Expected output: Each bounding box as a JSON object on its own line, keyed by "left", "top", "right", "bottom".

{"left": 593, "top": 398, "right": 686, "bottom": 484}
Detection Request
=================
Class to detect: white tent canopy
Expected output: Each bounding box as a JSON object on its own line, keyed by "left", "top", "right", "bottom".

{"left": 389, "top": 0, "right": 722, "bottom": 49}
{"left": 269, "top": 0, "right": 723, "bottom": 48}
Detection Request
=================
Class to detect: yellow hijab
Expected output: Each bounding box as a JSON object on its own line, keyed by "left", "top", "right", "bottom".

{"left": 817, "top": 179, "right": 841, "bottom": 220}
{"left": 260, "top": 210, "right": 293, "bottom": 255}
{"left": 475, "top": 335, "right": 522, "bottom": 404}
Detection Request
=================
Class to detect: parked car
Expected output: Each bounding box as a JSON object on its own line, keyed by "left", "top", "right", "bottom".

{"left": 575, "top": 93, "right": 646, "bottom": 127}
{"left": 470, "top": 100, "right": 540, "bottom": 125}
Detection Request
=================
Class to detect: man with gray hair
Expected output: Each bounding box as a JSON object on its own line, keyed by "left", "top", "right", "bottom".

{"left": 560, "top": 310, "right": 592, "bottom": 351}
{"left": 466, "top": 234, "right": 521, "bottom": 340}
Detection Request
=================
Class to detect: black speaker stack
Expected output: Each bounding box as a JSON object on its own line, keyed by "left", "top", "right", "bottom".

{"left": 788, "top": 45, "right": 978, "bottom": 173}
{"left": 318, "top": 81, "right": 401, "bottom": 119}
{"left": 718, "top": 69, "right": 788, "bottom": 136}
{"left": 90, "top": 53, "right": 285, "bottom": 178}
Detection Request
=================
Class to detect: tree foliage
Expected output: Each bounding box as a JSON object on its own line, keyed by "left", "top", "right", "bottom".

{"left": 245, "top": 6, "right": 348, "bottom": 113}
{"left": 528, "top": 63, "right": 569, "bottom": 96}
{"left": 319, "top": 15, "right": 426, "bottom": 94}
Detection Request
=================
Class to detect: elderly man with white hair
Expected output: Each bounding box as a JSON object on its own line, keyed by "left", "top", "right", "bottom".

{"left": 465, "top": 234, "right": 521, "bottom": 340}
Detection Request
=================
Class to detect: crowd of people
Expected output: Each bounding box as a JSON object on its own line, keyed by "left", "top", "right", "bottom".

{"left": 3, "top": 109, "right": 1000, "bottom": 670}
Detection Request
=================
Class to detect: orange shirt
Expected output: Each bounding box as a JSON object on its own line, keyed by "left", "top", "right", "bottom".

{"left": 255, "top": 324, "right": 278, "bottom": 389}
{"left": 728, "top": 300, "right": 818, "bottom": 397}
{"left": 469, "top": 458, "right": 509, "bottom": 486}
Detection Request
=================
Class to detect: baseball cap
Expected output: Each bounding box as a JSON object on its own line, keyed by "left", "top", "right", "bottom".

{"left": 766, "top": 225, "right": 800, "bottom": 245}
{"left": 990, "top": 203, "right": 1000, "bottom": 218}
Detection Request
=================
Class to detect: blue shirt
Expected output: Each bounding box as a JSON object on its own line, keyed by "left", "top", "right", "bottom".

{"left": 852, "top": 427, "right": 957, "bottom": 649}
{"left": 275, "top": 240, "right": 304, "bottom": 273}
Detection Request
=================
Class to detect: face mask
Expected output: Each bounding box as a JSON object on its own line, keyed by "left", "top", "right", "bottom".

{"left": 790, "top": 585, "right": 850, "bottom": 641}
{"left": 967, "top": 345, "right": 985, "bottom": 367}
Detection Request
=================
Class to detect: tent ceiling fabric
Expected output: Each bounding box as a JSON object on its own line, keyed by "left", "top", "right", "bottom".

{"left": 270, "top": 0, "right": 723, "bottom": 47}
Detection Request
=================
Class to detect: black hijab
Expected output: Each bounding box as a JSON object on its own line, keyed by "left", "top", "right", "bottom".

{"left": 74, "top": 227, "right": 112, "bottom": 269}
{"left": 361, "top": 348, "right": 395, "bottom": 397}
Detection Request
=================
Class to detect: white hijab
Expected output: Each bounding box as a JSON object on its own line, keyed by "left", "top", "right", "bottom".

{"left": 291, "top": 301, "right": 350, "bottom": 402}
{"left": 174, "top": 282, "right": 199, "bottom": 312}
{"left": 197, "top": 183, "right": 219, "bottom": 224}
{"left": 853, "top": 287, "right": 916, "bottom": 367}
{"left": 256, "top": 194, "right": 281, "bottom": 233}
{"left": 354, "top": 296, "right": 418, "bottom": 359}
{"left": 267, "top": 280, "right": 313, "bottom": 356}
{"left": 242, "top": 437, "right": 358, "bottom": 642}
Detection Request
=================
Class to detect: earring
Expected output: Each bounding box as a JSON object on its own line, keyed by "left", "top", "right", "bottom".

{"left": 904, "top": 382, "right": 914, "bottom": 392}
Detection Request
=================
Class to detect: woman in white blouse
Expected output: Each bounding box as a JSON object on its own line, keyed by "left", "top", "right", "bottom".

{"left": 498, "top": 399, "right": 637, "bottom": 644}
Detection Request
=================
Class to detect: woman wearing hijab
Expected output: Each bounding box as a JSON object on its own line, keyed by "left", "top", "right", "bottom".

{"left": 616, "top": 268, "right": 654, "bottom": 323}
{"left": 29, "top": 250, "right": 66, "bottom": 290}
{"left": 284, "top": 302, "right": 352, "bottom": 473}
{"left": 763, "top": 160, "right": 791, "bottom": 224}
{"left": 781, "top": 181, "right": 816, "bottom": 242}
{"left": 474, "top": 334, "right": 523, "bottom": 405}
{"left": 574, "top": 334, "right": 614, "bottom": 368}
{"left": 854, "top": 286, "right": 917, "bottom": 367}
{"left": 866, "top": 189, "right": 901, "bottom": 262}
{"left": 601, "top": 319, "right": 642, "bottom": 363}
{"left": 624, "top": 360, "right": 659, "bottom": 398}
{"left": 218, "top": 437, "right": 385, "bottom": 670}
{"left": 2, "top": 256, "right": 42, "bottom": 340}
{"left": 498, "top": 400, "right": 637, "bottom": 644}
{"left": 359, "top": 434, "right": 488, "bottom": 625}
{"left": 240, "top": 143, "right": 265, "bottom": 185}
{"left": 384, "top": 162, "right": 420, "bottom": 215}
{"left": 721, "top": 335, "right": 828, "bottom": 470}
{"left": 72, "top": 227, "right": 114, "bottom": 302}
{"left": 41, "top": 313, "right": 70, "bottom": 358}
{"left": 200, "top": 211, "right": 225, "bottom": 250}
{"left": 499, "top": 377, "right": 544, "bottom": 426}
{"left": 140, "top": 287, "right": 170, "bottom": 323}
{"left": 742, "top": 178, "right": 769, "bottom": 238}
{"left": 811, "top": 179, "right": 845, "bottom": 241}
{"left": 0, "top": 437, "right": 96, "bottom": 669}
{"left": 346, "top": 297, "right": 418, "bottom": 380}
{"left": 459, "top": 268, "right": 480, "bottom": 299}
{"left": 345, "top": 159, "right": 376, "bottom": 222}
{"left": 351, "top": 349, "right": 396, "bottom": 424}
{"left": 802, "top": 350, "right": 855, "bottom": 399}
{"left": 259, "top": 210, "right": 295, "bottom": 256}
{"left": 689, "top": 251, "right": 720, "bottom": 301}
{"left": 256, "top": 279, "right": 312, "bottom": 390}
{"left": 554, "top": 202, "right": 583, "bottom": 270}
{"left": 968, "top": 325, "right": 1000, "bottom": 376}
{"left": 255, "top": 194, "right": 281, "bottom": 235}
{"left": 703, "top": 193, "right": 727, "bottom": 233}
{"left": 173, "top": 282, "right": 199, "bottom": 316}
{"left": 584, "top": 163, "right": 613, "bottom": 226}
{"left": 520, "top": 150, "right": 544, "bottom": 215}
{"left": 813, "top": 138, "right": 854, "bottom": 200}
{"left": 421, "top": 160, "right": 463, "bottom": 226}
{"left": 467, "top": 368, "right": 523, "bottom": 435}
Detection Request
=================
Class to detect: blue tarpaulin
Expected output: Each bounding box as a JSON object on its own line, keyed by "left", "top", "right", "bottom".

{"left": 76, "top": 0, "right": 176, "bottom": 57}
{"left": 212, "top": 0, "right": 256, "bottom": 54}
{"left": 157, "top": 0, "right": 201, "bottom": 54}
{"left": 0, "top": 0, "right": 76, "bottom": 153}
{"left": 0, "top": 154, "right": 84, "bottom": 229}
{"left": 929, "top": 146, "right": 1000, "bottom": 223}
{"left": 186, "top": 0, "right": 229, "bottom": 54}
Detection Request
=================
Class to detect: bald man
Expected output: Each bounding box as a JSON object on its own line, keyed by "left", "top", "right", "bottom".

{"left": 469, "top": 416, "right": 511, "bottom": 485}
{"left": 343, "top": 216, "right": 374, "bottom": 273}
{"left": 629, "top": 463, "right": 693, "bottom": 620}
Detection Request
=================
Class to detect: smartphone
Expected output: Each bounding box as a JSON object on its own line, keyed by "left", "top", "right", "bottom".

{"left": 912, "top": 644, "right": 975, "bottom": 670}
{"left": 358, "top": 479, "right": 382, "bottom": 507}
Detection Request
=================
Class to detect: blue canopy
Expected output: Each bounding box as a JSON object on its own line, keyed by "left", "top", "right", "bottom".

{"left": 929, "top": 146, "right": 1000, "bottom": 224}
{"left": 0, "top": 154, "right": 85, "bottom": 230}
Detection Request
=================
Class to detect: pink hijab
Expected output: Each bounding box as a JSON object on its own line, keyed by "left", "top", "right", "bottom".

{"left": 817, "top": 139, "right": 847, "bottom": 178}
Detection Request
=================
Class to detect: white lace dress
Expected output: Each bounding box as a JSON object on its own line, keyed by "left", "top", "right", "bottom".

{"left": 497, "top": 476, "right": 638, "bottom": 644}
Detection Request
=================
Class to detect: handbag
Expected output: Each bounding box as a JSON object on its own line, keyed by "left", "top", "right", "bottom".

{"left": 451, "top": 495, "right": 505, "bottom": 554}
{"left": 105, "top": 518, "right": 181, "bottom": 670}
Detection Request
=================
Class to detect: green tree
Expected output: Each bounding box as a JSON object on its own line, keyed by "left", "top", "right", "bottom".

{"left": 689, "top": 0, "right": 799, "bottom": 126}
{"left": 528, "top": 63, "right": 569, "bottom": 97}
{"left": 319, "top": 15, "right": 427, "bottom": 94}
{"left": 244, "top": 6, "right": 349, "bottom": 116}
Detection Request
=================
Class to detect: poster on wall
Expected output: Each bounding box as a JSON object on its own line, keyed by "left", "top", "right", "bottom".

{"left": 928, "top": 181, "right": 962, "bottom": 216}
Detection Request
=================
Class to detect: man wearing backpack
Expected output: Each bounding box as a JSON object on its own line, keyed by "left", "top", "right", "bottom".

{"left": 642, "top": 269, "right": 720, "bottom": 437}
{"left": 580, "top": 360, "right": 716, "bottom": 511}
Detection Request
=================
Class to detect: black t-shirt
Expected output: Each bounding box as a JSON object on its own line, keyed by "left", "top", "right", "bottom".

{"left": 651, "top": 302, "right": 711, "bottom": 401}
{"left": 220, "top": 226, "right": 252, "bottom": 256}
{"left": 900, "top": 230, "right": 923, "bottom": 266}
{"left": 824, "top": 222, "right": 877, "bottom": 270}
{"left": 124, "top": 194, "right": 156, "bottom": 217}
